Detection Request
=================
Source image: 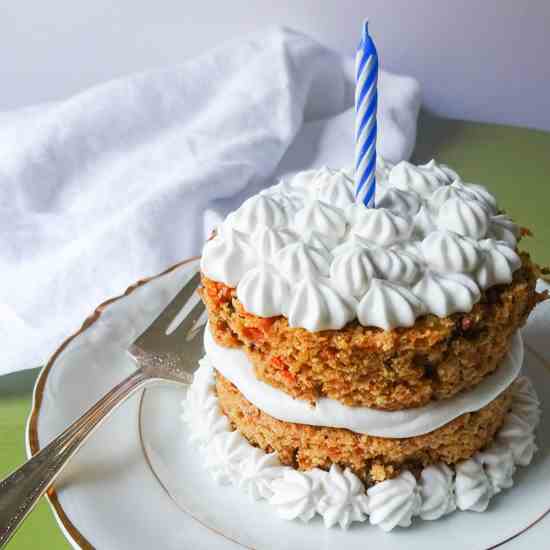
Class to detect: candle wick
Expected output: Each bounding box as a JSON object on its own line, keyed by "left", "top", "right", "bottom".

{"left": 362, "top": 19, "right": 370, "bottom": 42}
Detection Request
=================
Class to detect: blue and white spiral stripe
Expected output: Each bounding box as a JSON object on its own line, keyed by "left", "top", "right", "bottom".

{"left": 355, "top": 20, "right": 378, "bottom": 207}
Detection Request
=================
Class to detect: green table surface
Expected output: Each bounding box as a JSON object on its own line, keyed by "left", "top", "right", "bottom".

{"left": 1, "top": 113, "right": 549, "bottom": 550}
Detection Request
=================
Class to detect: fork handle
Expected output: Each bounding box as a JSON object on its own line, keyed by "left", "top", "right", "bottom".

{"left": 0, "top": 368, "right": 149, "bottom": 548}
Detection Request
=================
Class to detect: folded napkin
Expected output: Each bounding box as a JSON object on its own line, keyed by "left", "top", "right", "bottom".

{"left": 0, "top": 27, "right": 421, "bottom": 375}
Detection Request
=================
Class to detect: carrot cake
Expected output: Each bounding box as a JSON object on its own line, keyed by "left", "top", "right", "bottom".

{"left": 183, "top": 158, "right": 546, "bottom": 531}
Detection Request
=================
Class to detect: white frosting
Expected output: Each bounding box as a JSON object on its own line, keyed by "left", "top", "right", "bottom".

{"left": 476, "top": 444, "right": 516, "bottom": 494}
{"left": 475, "top": 239, "right": 521, "bottom": 289}
{"left": 429, "top": 184, "right": 479, "bottom": 211}
{"left": 301, "top": 230, "right": 333, "bottom": 254}
{"left": 237, "top": 264, "right": 291, "bottom": 318}
{"left": 510, "top": 376, "right": 541, "bottom": 428}
{"left": 436, "top": 198, "right": 490, "bottom": 239}
{"left": 204, "top": 327, "right": 523, "bottom": 438}
{"left": 205, "top": 431, "right": 250, "bottom": 485}
{"left": 461, "top": 182, "right": 498, "bottom": 215}
{"left": 419, "top": 464, "right": 456, "bottom": 520}
{"left": 270, "top": 469, "right": 323, "bottom": 522}
{"left": 275, "top": 242, "right": 331, "bottom": 280}
{"left": 240, "top": 449, "right": 284, "bottom": 500}
{"left": 330, "top": 247, "right": 420, "bottom": 298}
{"left": 412, "top": 271, "right": 481, "bottom": 318}
{"left": 412, "top": 204, "right": 437, "bottom": 238}
{"left": 293, "top": 200, "right": 348, "bottom": 241}
{"left": 317, "top": 465, "right": 369, "bottom": 529}
{"left": 489, "top": 214, "right": 521, "bottom": 246}
{"left": 389, "top": 161, "right": 447, "bottom": 196}
{"left": 375, "top": 156, "right": 395, "bottom": 178}
{"left": 201, "top": 161, "right": 522, "bottom": 332}
{"left": 201, "top": 228, "right": 257, "bottom": 287}
{"left": 329, "top": 248, "right": 376, "bottom": 296}
{"left": 367, "top": 471, "right": 421, "bottom": 531}
{"left": 350, "top": 207, "right": 412, "bottom": 246}
{"left": 226, "top": 194, "right": 289, "bottom": 233}
{"left": 182, "top": 363, "right": 230, "bottom": 446}
{"left": 391, "top": 239, "right": 424, "bottom": 262}
{"left": 286, "top": 276, "right": 357, "bottom": 331}
{"left": 182, "top": 359, "right": 540, "bottom": 532}
{"left": 421, "top": 230, "right": 481, "bottom": 273}
{"left": 377, "top": 188, "right": 422, "bottom": 217}
{"left": 497, "top": 412, "right": 538, "bottom": 466}
{"left": 455, "top": 459, "right": 492, "bottom": 512}
{"left": 419, "top": 158, "right": 460, "bottom": 184}
{"left": 357, "top": 279, "right": 425, "bottom": 330}
{"left": 316, "top": 168, "right": 356, "bottom": 209}
{"left": 252, "top": 225, "right": 297, "bottom": 258}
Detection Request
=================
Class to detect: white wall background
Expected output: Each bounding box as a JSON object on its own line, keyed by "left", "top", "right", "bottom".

{"left": 2, "top": 0, "right": 549, "bottom": 130}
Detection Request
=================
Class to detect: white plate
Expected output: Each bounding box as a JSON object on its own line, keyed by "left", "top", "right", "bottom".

{"left": 26, "top": 258, "right": 550, "bottom": 549}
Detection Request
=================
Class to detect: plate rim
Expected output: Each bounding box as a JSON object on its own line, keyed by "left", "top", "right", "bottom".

{"left": 23, "top": 256, "right": 550, "bottom": 550}
{"left": 25, "top": 257, "right": 198, "bottom": 550}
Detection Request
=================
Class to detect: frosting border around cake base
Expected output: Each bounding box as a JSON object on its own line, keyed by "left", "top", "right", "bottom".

{"left": 181, "top": 358, "right": 540, "bottom": 532}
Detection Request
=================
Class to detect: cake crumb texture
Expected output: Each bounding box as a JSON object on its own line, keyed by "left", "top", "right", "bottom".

{"left": 201, "top": 252, "right": 544, "bottom": 410}
{"left": 215, "top": 371, "right": 514, "bottom": 484}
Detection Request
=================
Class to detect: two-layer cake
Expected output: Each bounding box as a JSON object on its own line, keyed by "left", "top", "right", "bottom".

{"left": 183, "top": 158, "right": 546, "bottom": 531}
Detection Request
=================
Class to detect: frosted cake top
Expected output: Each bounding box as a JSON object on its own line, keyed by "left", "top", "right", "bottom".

{"left": 201, "top": 159, "right": 521, "bottom": 331}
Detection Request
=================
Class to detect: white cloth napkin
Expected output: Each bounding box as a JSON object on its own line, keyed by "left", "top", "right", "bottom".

{"left": 0, "top": 27, "right": 422, "bottom": 375}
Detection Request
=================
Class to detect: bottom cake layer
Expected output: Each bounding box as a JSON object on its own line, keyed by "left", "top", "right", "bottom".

{"left": 215, "top": 370, "right": 514, "bottom": 483}
{"left": 183, "top": 358, "right": 541, "bottom": 531}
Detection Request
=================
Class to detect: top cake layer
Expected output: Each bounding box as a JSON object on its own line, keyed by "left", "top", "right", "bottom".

{"left": 199, "top": 158, "right": 544, "bottom": 410}
{"left": 201, "top": 159, "right": 522, "bottom": 332}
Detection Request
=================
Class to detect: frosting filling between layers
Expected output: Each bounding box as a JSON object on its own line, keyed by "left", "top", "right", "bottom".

{"left": 204, "top": 327, "right": 523, "bottom": 438}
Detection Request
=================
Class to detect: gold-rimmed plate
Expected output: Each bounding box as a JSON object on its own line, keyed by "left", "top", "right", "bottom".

{"left": 26, "top": 258, "right": 550, "bottom": 549}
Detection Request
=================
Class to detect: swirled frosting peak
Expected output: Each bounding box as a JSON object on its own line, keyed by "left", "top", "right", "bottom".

{"left": 389, "top": 160, "right": 447, "bottom": 196}
{"left": 429, "top": 184, "right": 478, "bottom": 211}
{"left": 226, "top": 194, "right": 288, "bottom": 232}
{"left": 455, "top": 458, "right": 492, "bottom": 512}
{"left": 252, "top": 225, "right": 297, "bottom": 258}
{"left": 287, "top": 276, "right": 357, "bottom": 331}
{"left": 294, "top": 199, "right": 347, "bottom": 240}
{"left": 329, "top": 248, "right": 376, "bottom": 296}
{"left": 421, "top": 230, "right": 482, "bottom": 273}
{"left": 351, "top": 207, "right": 412, "bottom": 246}
{"left": 316, "top": 167, "right": 356, "bottom": 209}
{"left": 270, "top": 470, "right": 323, "bottom": 522}
{"left": 275, "top": 242, "right": 331, "bottom": 280}
{"left": 201, "top": 159, "right": 522, "bottom": 332}
{"left": 511, "top": 376, "right": 541, "bottom": 428}
{"left": 413, "top": 271, "right": 481, "bottom": 317}
{"left": 367, "top": 471, "right": 421, "bottom": 531}
{"left": 419, "top": 158, "right": 459, "bottom": 184}
{"left": 200, "top": 228, "right": 257, "bottom": 287}
{"left": 331, "top": 246, "right": 420, "bottom": 298}
{"left": 459, "top": 182, "right": 498, "bottom": 214}
{"left": 436, "top": 198, "right": 490, "bottom": 239}
{"left": 489, "top": 214, "right": 521, "bottom": 246}
{"left": 317, "top": 465, "right": 369, "bottom": 529}
{"left": 475, "top": 239, "right": 521, "bottom": 289}
{"left": 358, "top": 279, "right": 425, "bottom": 330}
{"left": 377, "top": 188, "right": 422, "bottom": 217}
{"left": 237, "top": 264, "right": 291, "bottom": 318}
{"left": 419, "top": 464, "right": 456, "bottom": 520}
{"left": 476, "top": 444, "right": 516, "bottom": 494}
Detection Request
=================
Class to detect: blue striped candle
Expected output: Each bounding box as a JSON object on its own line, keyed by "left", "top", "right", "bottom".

{"left": 355, "top": 20, "right": 379, "bottom": 207}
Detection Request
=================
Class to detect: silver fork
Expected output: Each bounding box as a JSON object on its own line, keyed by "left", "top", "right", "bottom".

{"left": 0, "top": 268, "right": 206, "bottom": 548}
